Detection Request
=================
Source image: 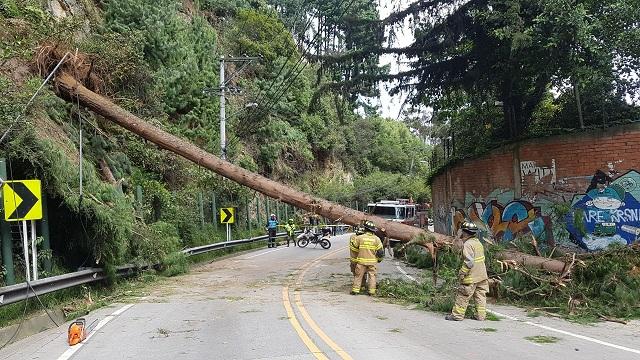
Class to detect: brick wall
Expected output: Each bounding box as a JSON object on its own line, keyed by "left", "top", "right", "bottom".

{"left": 430, "top": 123, "right": 640, "bottom": 251}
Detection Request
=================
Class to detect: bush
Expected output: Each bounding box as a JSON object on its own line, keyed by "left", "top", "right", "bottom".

{"left": 160, "top": 251, "right": 189, "bottom": 277}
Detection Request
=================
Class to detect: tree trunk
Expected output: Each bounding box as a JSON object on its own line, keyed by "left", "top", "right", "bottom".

{"left": 98, "top": 158, "right": 117, "bottom": 185}
{"left": 573, "top": 79, "right": 585, "bottom": 129}
{"left": 54, "top": 72, "right": 567, "bottom": 274}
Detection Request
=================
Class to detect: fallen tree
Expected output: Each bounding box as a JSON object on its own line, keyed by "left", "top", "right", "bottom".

{"left": 54, "top": 71, "right": 568, "bottom": 274}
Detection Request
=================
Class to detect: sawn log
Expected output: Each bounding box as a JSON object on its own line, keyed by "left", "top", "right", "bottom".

{"left": 54, "top": 72, "right": 568, "bottom": 274}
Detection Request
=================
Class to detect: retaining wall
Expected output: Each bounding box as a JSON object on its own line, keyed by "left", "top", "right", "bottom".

{"left": 430, "top": 123, "right": 640, "bottom": 250}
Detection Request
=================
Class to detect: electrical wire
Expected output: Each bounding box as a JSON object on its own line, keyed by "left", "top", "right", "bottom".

{"left": 238, "top": 6, "right": 319, "bottom": 116}
{"left": 0, "top": 53, "right": 70, "bottom": 146}
{"left": 226, "top": 1, "right": 357, "bottom": 151}
{"left": 255, "top": 0, "right": 360, "bottom": 119}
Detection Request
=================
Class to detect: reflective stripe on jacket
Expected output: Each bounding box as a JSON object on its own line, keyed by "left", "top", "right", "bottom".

{"left": 284, "top": 224, "right": 297, "bottom": 236}
{"left": 459, "top": 237, "right": 488, "bottom": 284}
{"left": 349, "top": 232, "right": 383, "bottom": 265}
{"left": 267, "top": 219, "right": 278, "bottom": 229}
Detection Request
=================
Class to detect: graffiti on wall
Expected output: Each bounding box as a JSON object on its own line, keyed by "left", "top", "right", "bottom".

{"left": 453, "top": 199, "right": 553, "bottom": 243}
{"left": 521, "top": 160, "right": 557, "bottom": 185}
{"left": 567, "top": 170, "right": 640, "bottom": 251}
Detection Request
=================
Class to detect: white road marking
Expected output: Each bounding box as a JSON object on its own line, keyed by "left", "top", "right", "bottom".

{"left": 488, "top": 310, "right": 640, "bottom": 355}
{"left": 57, "top": 304, "right": 134, "bottom": 360}
{"left": 243, "top": 248, "right": 282, "bottom": 259}
{"left": 394, "top": 262, "right": 417, "bottom": 282}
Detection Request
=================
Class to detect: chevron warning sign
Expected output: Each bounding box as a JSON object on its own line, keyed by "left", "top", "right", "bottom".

{"left": 220, "top": 207, "right": 235, "bottom": 224}
{"left": 3, "top": 180, "right": 42, "bottom": 221}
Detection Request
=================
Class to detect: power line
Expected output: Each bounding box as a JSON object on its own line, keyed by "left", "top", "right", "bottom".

{"left": 227, "top": 0, "right": 359, "bottom": 150}
{"left": 0, "top": 53, "right": 70, "bottom": 146}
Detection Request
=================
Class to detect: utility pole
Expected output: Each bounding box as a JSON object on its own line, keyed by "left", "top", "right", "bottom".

{"left": 218, "top": 56, "right": 260, "bottom": 161}
{"left": 219, "top": 58, "right": 226, "bottom": 160}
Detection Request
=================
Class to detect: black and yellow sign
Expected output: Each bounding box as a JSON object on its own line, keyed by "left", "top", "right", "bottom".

{"left": 220, "top": 207, "right": 235, "bottom": 224}
{"left": 3, "top": 180, "right": 42, "bottom": 221}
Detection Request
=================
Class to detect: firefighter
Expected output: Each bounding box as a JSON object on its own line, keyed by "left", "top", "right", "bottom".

{"left": 446, "top": 221, "right": 489, "bottom": 321}
{"left": 349, "top": 225, "right": 365, "bottom": 291}
{"left": 284, "top": 219, "right": 297, "bottom": 247}
{"left": 265, "top": 214, "right": 279, "bottom": 248}
{"left": 349, "top": 220, "right": 384, "bottom": 296}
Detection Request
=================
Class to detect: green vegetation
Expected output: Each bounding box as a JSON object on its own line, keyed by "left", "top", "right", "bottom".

{"left": 379, "top": 242, "right": 640, "bottom": 323}
{"left": 525, "top": 335, "right": 560, "bottom": 344}
{"left": 476, "top": 328, "right": 497, "bottom": 333}
{"left": 0, "top": 0, "right": 429, "bottom": 288}
{"left": 315, "top": 0, "right": 640, "bottom": 171}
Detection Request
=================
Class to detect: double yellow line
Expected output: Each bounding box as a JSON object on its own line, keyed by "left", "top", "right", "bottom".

{"left": 282, "top": 247, "right": 354, "bottom": 360}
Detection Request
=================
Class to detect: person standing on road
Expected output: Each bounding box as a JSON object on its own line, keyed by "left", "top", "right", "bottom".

{"left": 283, "top": 219, "right": 297, "bottom": 247}
{"left": 349, "top": 220, "right": 384, "bottom": 296}
{"left": 265, "top": 214, "right": 279, "bottom": 248}
{"left": 446, "top": 221, "right": 489, "bottom": 321}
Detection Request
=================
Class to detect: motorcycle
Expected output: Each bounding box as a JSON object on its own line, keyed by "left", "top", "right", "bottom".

{"left": 297, "top": 227, "right": 332, "bottom": 249}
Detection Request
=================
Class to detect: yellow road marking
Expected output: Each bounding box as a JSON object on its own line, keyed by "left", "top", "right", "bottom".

{"left": 283, "top": 246, "right": 355, "bottom": 360}
{"left": 294, "top": 291, "right": 354, "bottom": 360}
{"left": 282, "top": 287, "right": 329, "bottom": 360}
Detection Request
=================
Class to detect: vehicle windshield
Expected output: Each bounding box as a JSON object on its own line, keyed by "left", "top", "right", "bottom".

{"left": 371, "top": 206, "right": 402, "bottom": 219}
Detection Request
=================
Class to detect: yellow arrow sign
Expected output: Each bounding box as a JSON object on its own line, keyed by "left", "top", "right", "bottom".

{"left": 3, "top": 180, "right": 43, "bottom": 221}
{"left": 220, "top": 207, "right": 235, "bottom": 224}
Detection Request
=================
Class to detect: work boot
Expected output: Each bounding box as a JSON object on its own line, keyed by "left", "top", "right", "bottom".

{"left": 445, "top": 315, "right": 463, "bottom": 321}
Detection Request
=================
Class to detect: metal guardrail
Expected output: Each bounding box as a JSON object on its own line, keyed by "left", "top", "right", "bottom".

{"left": 0, "top": 232, "right": 292, "bottom": 306}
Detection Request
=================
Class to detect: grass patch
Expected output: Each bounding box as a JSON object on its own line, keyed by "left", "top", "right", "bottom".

{"left": 526, "top": 310, "right": 543, "bottom": 318}
{"left": 161, "top": 252, "right": 189, "bottom": 277}
{"left": 476, "top": 327, "right": 497, "bottom": 332}
{"left": 525, "top": 335, "right": 560, "bottom": 344}
{"left": 379, "top": 242, "right": 640, "bottom": 324}
{"left": 388, "top": 328, "right": 402, "bottom": 333}
{"left": 486, "top": 313, "right": 502, "bottom": 321}
{"left": 375, "top": 315, "right": 388, "bottom": 320}
{"left": 0, "top": 271, "right": 160, "bottom": 327}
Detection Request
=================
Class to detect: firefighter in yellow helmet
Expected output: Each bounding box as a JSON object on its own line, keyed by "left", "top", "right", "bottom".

{"left": 446, "top": 221, "right": 489, "bottom": 321}
{"left": 349, "top": 220, "right": 384, "bottom": 295}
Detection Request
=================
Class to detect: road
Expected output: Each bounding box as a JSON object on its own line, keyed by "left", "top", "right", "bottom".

{"left": 1, "top": 234, "right": 639, "bottom": 359}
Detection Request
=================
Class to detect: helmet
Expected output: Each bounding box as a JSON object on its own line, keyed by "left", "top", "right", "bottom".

{"left": 354, "top": 226, "right": 364, "bottom": 235}
{"left": 270, "top": 214, "right": 276, "bottom": 219}
{"left": 460, "top": 221, "right": 478, "bottom": 234}
{"left": 361, "top": 220, "right": 377, "bottom": 233}
{"left": 288, "top": 219, "right": 294, "bottom": 224}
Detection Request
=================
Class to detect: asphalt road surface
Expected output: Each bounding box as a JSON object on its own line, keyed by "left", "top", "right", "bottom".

{"left": 1, "top": 234, "right": 639, "bottom": 359}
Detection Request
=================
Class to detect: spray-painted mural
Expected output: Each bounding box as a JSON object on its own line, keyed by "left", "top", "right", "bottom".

{"left": 453, "top": 199, "right": 553, "bottom": 243}
{"left": 566, "top": 170, "right": 640, "bottom": 251}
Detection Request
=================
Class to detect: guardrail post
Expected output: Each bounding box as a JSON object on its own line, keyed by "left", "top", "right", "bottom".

{"left": 0, "top": 159, "right": 15, "bottom": 285}
{"left": 212, "top": 193, "right": 218, "bottom": 231}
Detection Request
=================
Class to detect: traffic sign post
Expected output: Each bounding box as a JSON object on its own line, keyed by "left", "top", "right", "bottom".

{"left": 220, "top": 207, "right": 235, "bottom": 242}
{"left": 31, "top": 220, "right": 37, "bottom": 280}
{"left": 21, "top": 220, "right": 30, "bottom": 282}
{"left": 3, "top": 180, "right": 42, "bottom": 282}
